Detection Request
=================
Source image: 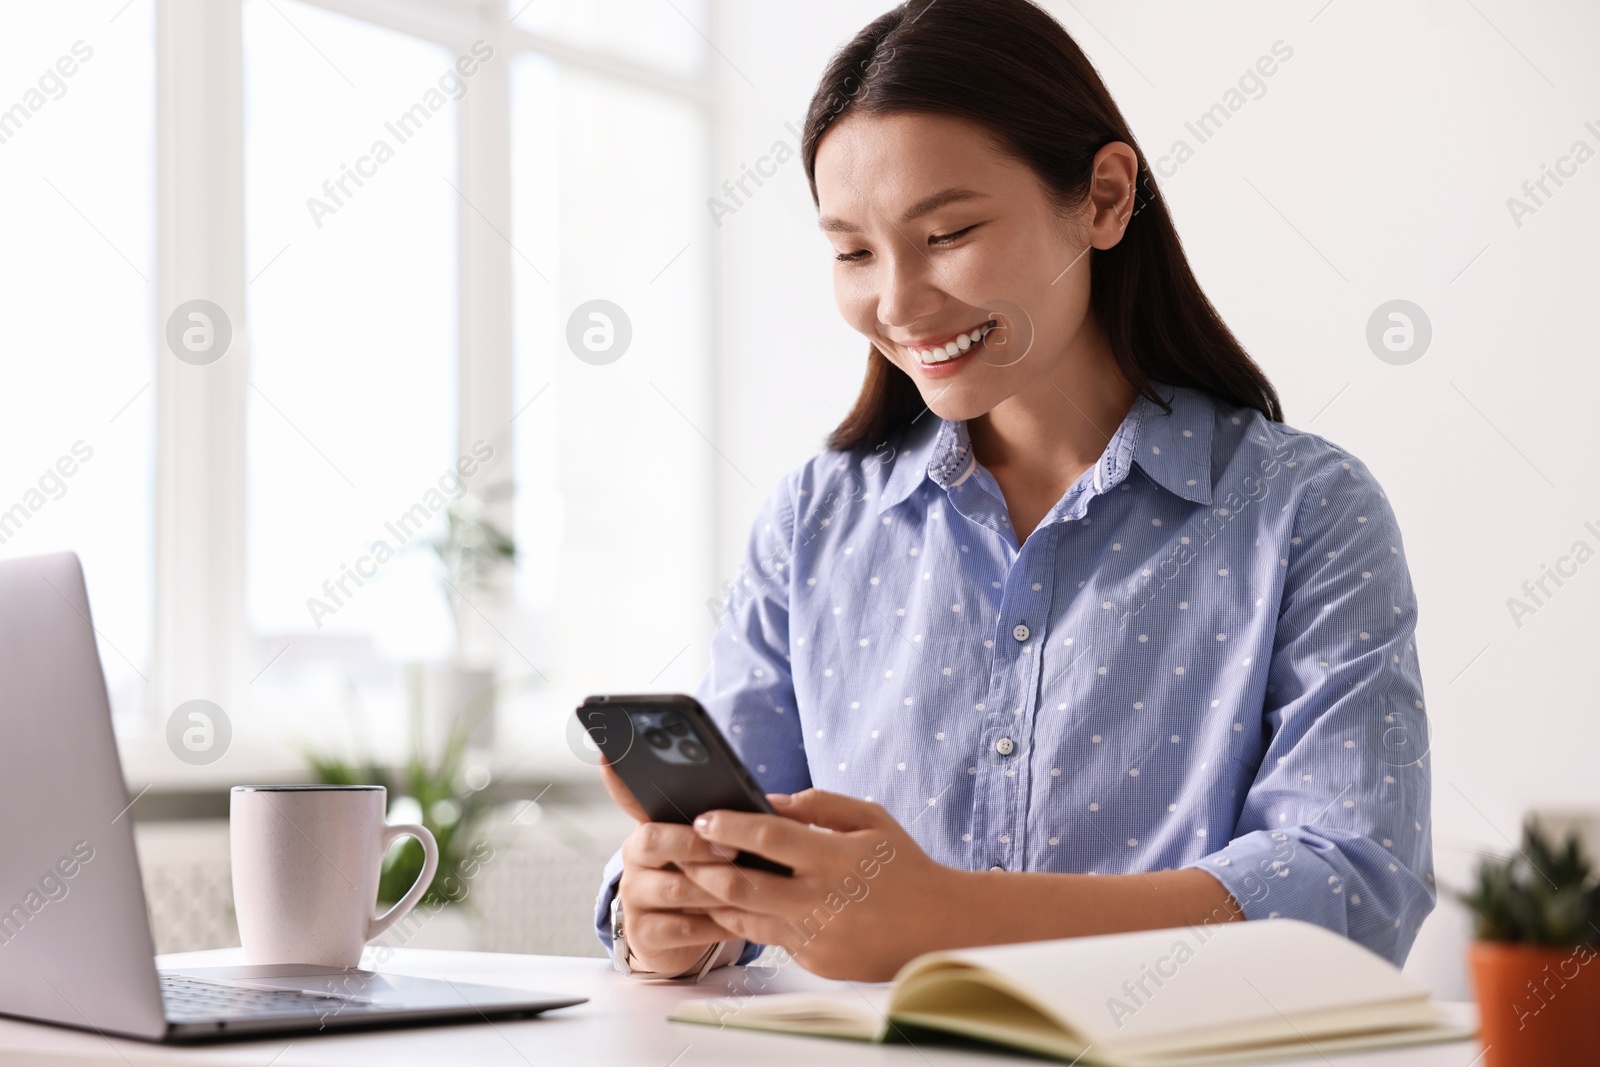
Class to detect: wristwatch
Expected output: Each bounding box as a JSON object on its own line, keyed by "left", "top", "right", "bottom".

{"left": 610, "top": 896, "right": 725, "bottom": 981}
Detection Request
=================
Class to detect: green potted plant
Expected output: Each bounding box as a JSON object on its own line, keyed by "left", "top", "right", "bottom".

{"left": 305, "top": 664, "right": 497, "bottom": 919}
{"left": 421, "top": 482, "right": 517, "bottom": 656}
{"left": 415, "top": 483, "right": 516, "bottom": 752}
{"left": 1458, "top": 819, "right": 1600, "bottom": 1064}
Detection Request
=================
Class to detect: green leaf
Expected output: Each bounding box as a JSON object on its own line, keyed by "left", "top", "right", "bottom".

{"left": 1456, "top": 819, "right": 1600, "bottom": 947}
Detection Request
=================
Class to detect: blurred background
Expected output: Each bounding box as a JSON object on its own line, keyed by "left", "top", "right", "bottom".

{"left": 1, "top": 0, "right": 1596, "bottom": 991}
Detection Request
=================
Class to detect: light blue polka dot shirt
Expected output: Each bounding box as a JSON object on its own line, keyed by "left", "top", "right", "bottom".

{"left": 596, "top": 383, "right": 1435, "bottom": 967}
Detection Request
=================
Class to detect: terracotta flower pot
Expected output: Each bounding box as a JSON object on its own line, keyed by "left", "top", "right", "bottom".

{"left": 1469, "top": 940, "right": 1600, "bottom": 1066}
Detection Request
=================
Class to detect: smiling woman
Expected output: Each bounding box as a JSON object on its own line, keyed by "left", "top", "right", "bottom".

{"left": 594, "top": 0, "right": 1434, "bottom": 984}
{"left": 809, "top": 24, "right": 1279, "bottom": 477}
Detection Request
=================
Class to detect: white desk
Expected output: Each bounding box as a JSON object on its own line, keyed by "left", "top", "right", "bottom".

{"left": 0, "top": 948, "right": 1481, "bottom": 1066}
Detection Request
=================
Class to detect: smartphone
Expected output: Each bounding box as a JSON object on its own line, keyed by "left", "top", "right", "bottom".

{"left": 576, "top": 693, "right": 792, "bottom": 876}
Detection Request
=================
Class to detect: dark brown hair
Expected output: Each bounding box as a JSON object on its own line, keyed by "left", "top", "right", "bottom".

{"left": 803, "top": 0, "right": 1283, "bottom": 451}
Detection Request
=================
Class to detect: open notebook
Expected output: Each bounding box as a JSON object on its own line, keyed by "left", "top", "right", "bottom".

{"left": 672, "top": 920, "right": 1475, "bottom": 1066}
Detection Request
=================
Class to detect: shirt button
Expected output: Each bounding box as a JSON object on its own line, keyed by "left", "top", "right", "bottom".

{"left": 995, "top": 737, "right": 1015, "bottom": 756}
{"left": 1012, "top": 623, "right": 1030, "bottom": 642}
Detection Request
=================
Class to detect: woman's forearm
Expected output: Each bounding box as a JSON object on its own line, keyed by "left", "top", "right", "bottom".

{"left": 936, "top": 866, "right": 1244, "bottom": 951}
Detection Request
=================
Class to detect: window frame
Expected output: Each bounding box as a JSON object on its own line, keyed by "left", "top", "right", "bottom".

{"left": 147, "top": 0, "right": 717, "bottom": 779}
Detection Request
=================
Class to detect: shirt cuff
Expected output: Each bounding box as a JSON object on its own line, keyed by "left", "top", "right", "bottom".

{"left": 1181, "top": 828, "right": 1348, "bottom": 933}
{"left": 594, "top": 847, "right": 625, "bottom": 959}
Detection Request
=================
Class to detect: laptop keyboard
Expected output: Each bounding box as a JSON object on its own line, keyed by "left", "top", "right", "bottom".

{"left": 161, "top": 975, "right": 385, "bottom": 1022}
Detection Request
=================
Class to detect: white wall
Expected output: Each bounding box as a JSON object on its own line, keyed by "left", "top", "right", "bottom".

{"left": 708, "top": 0, "right": 1600, "bottom": 997}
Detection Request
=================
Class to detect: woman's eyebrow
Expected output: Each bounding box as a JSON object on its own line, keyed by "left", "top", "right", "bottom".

{"left": 817, "top": 187, "right": 988, "bottom": 234}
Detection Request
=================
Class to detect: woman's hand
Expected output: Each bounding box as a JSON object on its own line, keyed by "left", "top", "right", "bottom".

{"left": 680, "top": 789, "right": 963, "bottom": 981}
{"left": 599, "top": 757, "right": 742, "bottom": 975}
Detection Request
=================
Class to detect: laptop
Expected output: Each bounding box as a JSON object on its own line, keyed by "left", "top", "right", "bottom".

{"left": 0, "top": 551, "right": 586, "bottom": 1042}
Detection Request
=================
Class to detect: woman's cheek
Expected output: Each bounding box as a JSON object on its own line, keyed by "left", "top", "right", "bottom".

{"left": 943, "top": 248, "right": 1003, "bottom": 305}
{"left": 833, "top": 265, "right": 875, "bottom": 328}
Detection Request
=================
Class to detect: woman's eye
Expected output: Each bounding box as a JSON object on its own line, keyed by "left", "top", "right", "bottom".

{"left": 929, "top": 224, "right": 977, "bottom": 246}
{"left": 834, "top": 249, "right": 870, "bottom": 262}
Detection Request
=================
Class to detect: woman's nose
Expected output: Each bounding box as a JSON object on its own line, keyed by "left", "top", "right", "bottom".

{"left": 875, "top": 253, "right": 943, "bottom": 334}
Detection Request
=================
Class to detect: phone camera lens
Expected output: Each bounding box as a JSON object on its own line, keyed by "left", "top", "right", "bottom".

{"left": 677, "top": 740, "right": 708, "bottom": 763}
{"left": 666, "top": 719, "right": 690, "bottom": 737}
{"left": 644, "top": 729, "right": 672, "bottom": 750}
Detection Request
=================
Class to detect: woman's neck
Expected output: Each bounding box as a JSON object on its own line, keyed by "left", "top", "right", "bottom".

{"left": 966, "top": 320, "right": 1137, "bottom": 540}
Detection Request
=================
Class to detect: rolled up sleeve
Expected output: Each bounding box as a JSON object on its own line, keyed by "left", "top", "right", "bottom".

{"left": 1184, "top": 456, "right": 1435, "bottom": 965}
{"left": 593, "top": 476, "right": 811, "bottom": 965}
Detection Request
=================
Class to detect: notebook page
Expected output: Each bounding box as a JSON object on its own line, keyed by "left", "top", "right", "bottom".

{"left": 890, "top": 919, "right": 1430, "bottom": 1053}
{"left": 671, "top": 984, "right": 893, "bottom": 1041}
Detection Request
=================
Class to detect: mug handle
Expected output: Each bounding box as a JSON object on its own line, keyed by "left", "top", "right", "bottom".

{"left": 366, "top": 822, "right": 440, "bottom": 943}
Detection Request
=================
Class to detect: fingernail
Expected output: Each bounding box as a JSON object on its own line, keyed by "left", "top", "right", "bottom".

{"left": 769, "top": 793, "right": 792, "bottom": 806}
{"left": 693, "top": 815, "right": 710, "bottom": 833}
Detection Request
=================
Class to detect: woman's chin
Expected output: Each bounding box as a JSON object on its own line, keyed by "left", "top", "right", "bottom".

{"left": 916, "top": 383, "right": 1002, "bottom": 424}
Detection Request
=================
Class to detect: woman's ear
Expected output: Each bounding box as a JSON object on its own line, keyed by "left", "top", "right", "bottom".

{"left": 1085, "top": 141, "right": 1140, "bottom": 251}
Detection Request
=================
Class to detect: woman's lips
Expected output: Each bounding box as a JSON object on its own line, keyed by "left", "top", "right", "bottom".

{"left": 900, "top": 319, "right": 995, "bottom": 379}
{"left": 908, "top": 339, "right": 980, "bottom": 377}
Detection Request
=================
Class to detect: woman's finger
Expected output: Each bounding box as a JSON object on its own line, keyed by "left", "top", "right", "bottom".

{"left": 620, "top": 866, "right": 730, "bottom": 912}
{"left": 679, "top": 858, "right": 807, "bottom": 912}
{"left": 625, "top": 908, "right": 739, "bottom": 954}
{"left": 771, "top": 788, "right": 889, "bottom": 832}
{"left": 691, "top": 809, "right": 827, "bottom": 867}
{"left": 596, "top": 755, "right": 652, "bottom": 824}
{"left": 623, "top": 820, "right": 737, "bottom": 869}
{"left": 704, "top": 906, "right": 804, "bottom": 957}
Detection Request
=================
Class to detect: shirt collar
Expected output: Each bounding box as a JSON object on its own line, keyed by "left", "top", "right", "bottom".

{"left": 876, "top": 383, "right": 1215, "bottom": 514}
{"left": 877, "top": 413, "right": 950, "bottom": 513}
{"left": 1117, "top": 383, "right": 1215, "bottom": 506}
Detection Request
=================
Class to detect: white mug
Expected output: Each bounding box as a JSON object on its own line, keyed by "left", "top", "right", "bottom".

{"left": 230, "top": 785, "right": 438, "bottom": 969}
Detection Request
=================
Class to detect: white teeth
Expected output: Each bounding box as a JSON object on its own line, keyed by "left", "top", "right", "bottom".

{"left": 910, "top": 320, "right": 993, "bottom": 364}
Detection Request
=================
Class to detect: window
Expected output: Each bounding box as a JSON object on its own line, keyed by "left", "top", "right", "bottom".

{"left": 11, "top": 0, "right": 720, "bottom": 775}
{"left": 0, "top": 2, "right": 155, "bottom": 733}
{"left": 509, "top": 0, "right": 709, "bottom": 80}
{"left": 243, "top": 0, "right": 460, "bottom": 740}
{"left": 510, "top": 56, "right": 714, "bottom": 755}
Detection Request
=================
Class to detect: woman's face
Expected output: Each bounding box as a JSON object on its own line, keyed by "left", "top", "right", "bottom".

{"left": 814, "top": 110, "right": 1132, "bottom": 422}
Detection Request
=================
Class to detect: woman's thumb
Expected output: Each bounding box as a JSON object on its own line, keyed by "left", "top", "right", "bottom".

{"left": 770, "top": 788, "right": 883, "bottom": 831}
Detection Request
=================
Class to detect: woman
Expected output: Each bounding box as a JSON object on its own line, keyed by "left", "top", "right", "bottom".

{"left": 594, "top": 0, "right": 1433, "bottom": 983}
